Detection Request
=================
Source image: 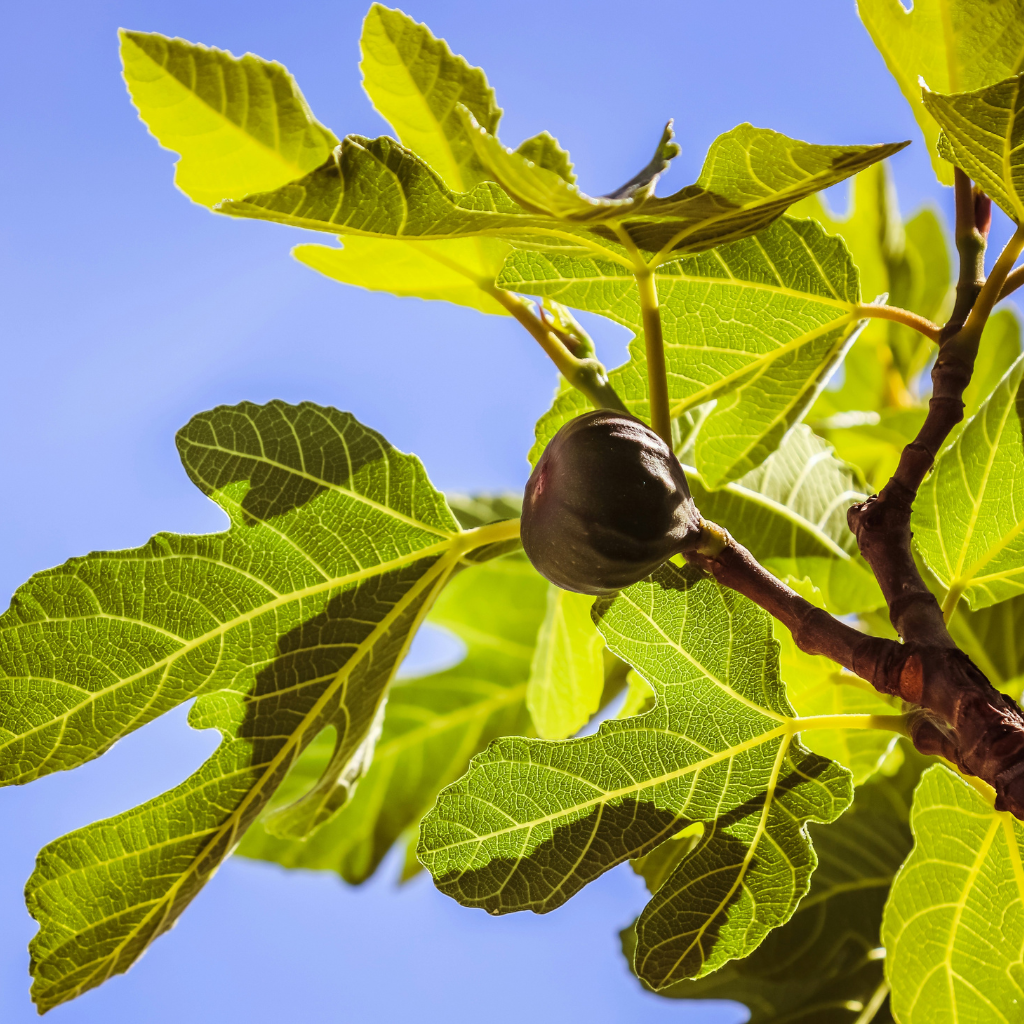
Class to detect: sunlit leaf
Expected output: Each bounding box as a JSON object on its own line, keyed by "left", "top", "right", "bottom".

{"left": 625, "top": 745, "right": 928, "bottom": 1022}
{"left": 360, "top": 3, "right": 500, "bottom": 194}
{"left": 220, "top": 123, "right": 903, "bottom": 264}
{"left": 419, "top": 564, "right": 851, "bottom": 985}
{"left": 947, "top": 593, "right": 1024, "bottom": 700}
{"left": 3, "top": 401, "right": 502, "bottom": 1011}
{"left": 883, "top": 765, "right": 1024, "bottom": 1023}
{"left": 822, "top": 408, "right": 928, "bottom": 493}
{"left": 683, "top": 425, "right": 883, "bottom": 615}
{"left": 776, "top": 618, "right": 897, "bottom": 785}
{"left": 120, "top": 31, "right": 338, "bottom": 207}
{"left": 924, "top": 73, "right": 1024, "bottom": 222}
{"left": 515, "top": 131, "right": 575, "bottom": 183}
{"left": 913, "top": 354, "right": 1024, "bottom": 609}
{"left": 612, "top": 126, "right": 906, "bottom": 256}
{"left": 526, "top": 586, "right": 605, "bottom": 739}
{"left": 857, "top": 0, "right": 1024, "bottom": 184}
{"left": 292, "top": 236, "right": 510, "bottom": 315}
{"left": 962, "top": 308, "right": 1022, "bottom": 422}
{"left": 516, "top": 217, "right": 865, "bottom": 486}
{"left": 218, "top": 133, "right": 544, "bottom": 238}
{"left": 461, "top": 111, "right": 677, "bottom": 220}
{"left": 344, "top": 4, "right": 513, "bottom": 309}
{"left": 237, "top": 554, "right": 543, "bottom": 882}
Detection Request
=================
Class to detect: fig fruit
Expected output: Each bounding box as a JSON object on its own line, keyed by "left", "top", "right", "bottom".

{"left": 522, "top": 410, "right": 702, "bottom": 594}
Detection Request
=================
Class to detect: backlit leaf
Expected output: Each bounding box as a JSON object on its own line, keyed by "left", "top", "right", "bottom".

{"left": 947, "top": 593, "right": 1024, "bottom": 700}
{"left": 237, "top": 554, "right": 544, "bottom": 882}
{"left": 292, "top": 236, "right": 510, "bottom": 315}
{"left": 627, "top": 745, "right": 927, "bottom": 1023}
{"left": 460, "top": 111, "right": 677, "bottom": 220}
{"left": 360, "top": 4, "right": 500, "bottom": 194}
{"left": 913, "top": 354, "right": 1024, "bottom": 609}
{"left": 857, "top": 0, "right": 1024, "bottom": 184}
{"left": 419, "top": 563, "right": 851, "bottom": 984}
{"left": 924, "top": 73, "right": 1024, "bottom": 222}
{"left": 526, "top": 586, "right": 605, "bottom": 740}
{"left": 347, "top": 5, "right": 512, "bottom": 309}
{"left": 516, "top": 217, "right": 866, "bottom": 486}
{"left": 962, "top": 308, "right": 1022, "bottom": 423}
{"left": 776, "top": 617, "right": 897, "bottom": 785}
{"left": 217, "top": 134, "right": 543, "bottom": 239}
{"left": 883, "top": 765, "right": 1024, "bottom": 1023}
{"left": 3, "top": 401, "right": 504, "bottom": 1011}
{"left": 622, "top": 126, "right": 906, "bottom": 258}
{"left": 120, "top": 31, "right": 338, "bottom": 207}
{"left": 683, "top": 425, "right": 883, "bottom": 615}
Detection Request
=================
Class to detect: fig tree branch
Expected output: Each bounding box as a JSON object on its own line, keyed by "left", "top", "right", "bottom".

{"left": 680, "top": 170, "right": 1024, "bottom": 818}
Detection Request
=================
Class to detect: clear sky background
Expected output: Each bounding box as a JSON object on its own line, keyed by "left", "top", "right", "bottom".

{"left": 0, "top": 1, "right": 1011, "bottom": 1021}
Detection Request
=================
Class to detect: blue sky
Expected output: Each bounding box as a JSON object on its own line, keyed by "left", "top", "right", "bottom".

{"left": 0, "top": 1, "right": 1004, "bottom": 1021}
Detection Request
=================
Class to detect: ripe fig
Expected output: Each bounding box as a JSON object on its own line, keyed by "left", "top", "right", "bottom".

{"left": 522, "top": 410, "right": 702, "bottom": 595}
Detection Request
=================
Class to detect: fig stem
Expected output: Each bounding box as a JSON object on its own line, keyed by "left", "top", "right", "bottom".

{"left": 633, "top": 266, "right": 673, "bottom": 446}
{"left": 489, "top": 288, "right": 628, "bottom": 413}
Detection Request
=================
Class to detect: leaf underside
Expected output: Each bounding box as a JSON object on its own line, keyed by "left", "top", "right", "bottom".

{"left": 419, "top": 564, "right": 851, "bottom": 986}
{"left": 5, "top": 401, "right": 473, "bottom": 1011}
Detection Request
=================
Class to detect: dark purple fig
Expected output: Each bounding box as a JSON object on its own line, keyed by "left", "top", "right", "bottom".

{"left": 522, "top": 410, "right": 702, "bottom": 595}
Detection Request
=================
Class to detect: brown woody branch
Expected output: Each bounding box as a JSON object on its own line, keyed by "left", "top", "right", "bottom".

{"left": 684, "top": 169, "right": 1024, "bottom": 817}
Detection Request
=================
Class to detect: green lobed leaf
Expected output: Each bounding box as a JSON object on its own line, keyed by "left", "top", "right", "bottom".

{"left": 913, "top": 353, "right": 1024, "bottom": 609}
{"left": 119, "top": 30, "right": 338, "bottom": 207}
{"left": 948, "top": 593, "right": 1024, "bottom": 700}
{"left": 819, "top": 408, "right": 928, "bottom": 494}
{"left": 516, "top": 216, "right": 866, "bottom": 486}
{"left": 514, "top": 131, "right": 576, "bottom": 183}
{"left": 237, "top": 553, "right": 543, "bottom": 882}
{"left": 613, "top": 126, "right": 906, "bottom": 257}
{"left": 924, "top": 73, "right": 1024, "bottom": 223}
{"left": 526, "top": 586, "right": 605, "bottom": 740}
{"left": 2, "top": 401, "right": 501, "bottom": 1011}
{"left": 460, "top": 111, "right": 677, "bottom": 221}
{"left": 775, "top": 617, "right": 897, "bottom": 785}
{"left": 795, "top": 161, "right": 951, "bottom": 430}
{"left": 626, "top": 744, "right": 928, "bottom": 1023}
{"left": 360, "top": 4, "right": 500, "bottom": 194}
{"left": 292, "top": 236, "right": 510, "bottom": 315}
{"left": 321, "top": 4, "right": 513, "bottom": 311}
{"left": 790, "top": 162, "right": 895, "bottom": 306}
{"left": 419, "top": 563, "right": 851, "bottom": 985}
{"left": 962, "top": 308, "right": 1022, "bottom": 423}
{"left": 217, "top": 133, "right": 545, "bottom": 239}
{"left": 683, "top": 424, "right": 883, "bottom": 615}
{"left": 218, "top": 119, "right": 903, "bottom": 264}
{"left": 857, "top": 0, "right": 1024, "bottom": 184}
{"left": 883, "top": 765, "right": 1024, "bottom": 1023}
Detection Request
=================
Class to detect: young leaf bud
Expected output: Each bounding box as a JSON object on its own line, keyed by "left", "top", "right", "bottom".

{"left": 522, "top": 410, "right": 702, "bottom": 595}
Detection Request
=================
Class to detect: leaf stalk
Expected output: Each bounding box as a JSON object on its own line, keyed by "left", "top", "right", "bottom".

{"left": 489, "top": 289, "right": 628, "bottom": 412}
{"left": 855, "top": 303, "right": 941, "bottom": 342}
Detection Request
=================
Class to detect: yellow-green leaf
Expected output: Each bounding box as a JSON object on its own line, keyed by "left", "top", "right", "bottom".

{"left": 857, "top": 0, "right": 1024, "bottom": 184}
{"left": 924, "top": 72, "right": 1024, "bottom": 222}
{"left": 120, "top": 30, "right": 337, "bottom": 207}
{"left": 526, "top": 586, "right": 605, "bottom": 739}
